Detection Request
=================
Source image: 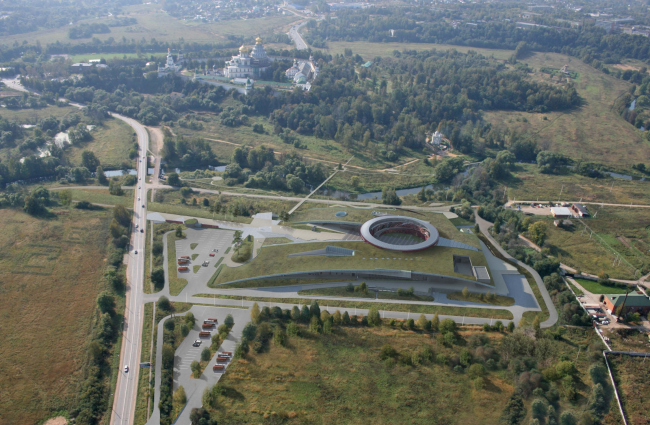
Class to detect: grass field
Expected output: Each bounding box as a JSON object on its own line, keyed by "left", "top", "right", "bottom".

{"left": 195, "top": 294, "right": 513, "bottom": 319}
{"left": 485, "top": 52, "right": 650, "bottom": 168}
{"left": 323, "top": 41, "right": 514, "bottom": 61}
{"left": 0, "top": 3, "right": 300, "bottom": 46}
{"left": 603, "top": 329, "right": 650, "bottom": 353}
{"left": 297, "top": 286, "right": 436, "bottom": 302}
{"left": 0, "top": 208, "right": 112, "bottom": 425}
{"left": 147, "top": 201, "right": 253, "bottom": 224}
{"left": 508, "top": 164, "right": 650, "bottom": 205}
{"left": 167, "top": 231, "right": 189, "bottom": 296}
{"left": 64, "top": 118, "right": 136, "bottom": 169}
{"left": 262, "top": 237, "right": 293, "bottom": 246}
{"left": 135, "top": 302, "right": 155, "bottom": 425}
{"left": 573, "top": 279, "right": 630, "bottom": 295}
{"left": 69, "top": 52, "right": 167, "bottom": 63}
{"left": 542, "top": 207, "right": 650, "bottom": 279}
{"left": 324, "top": 160, "right": 438, "bottom": 194}
{"left": 207, "top": 324, "right": 605, "bottom": 424}
{"left": 64, "top": 188, "right": 134, "bottom": 207}
{"left": 215, "top": 241, "right": 491, "bottom": 286}
{"left": 289, "top": 205, "right": 480, "bottom": 249}
{"left": 607, "top": 354, "right": 650, "bottom": 425}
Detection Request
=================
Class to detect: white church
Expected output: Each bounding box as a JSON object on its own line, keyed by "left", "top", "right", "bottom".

{"left": 223, "top": 37, "right": 271, "bottom": 79}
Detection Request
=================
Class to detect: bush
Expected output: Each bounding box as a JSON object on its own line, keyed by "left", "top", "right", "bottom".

{"left": 158, "top": 296, "right": 171, "bottom": 311}
{"left": 201, "top": 347, "right": 211, "bottom": 362}
{"left": 368, "top": 306, "right": 381, "bottom": 326}
{"left": 468, "top": 363, "right": 486, "bottom": 379}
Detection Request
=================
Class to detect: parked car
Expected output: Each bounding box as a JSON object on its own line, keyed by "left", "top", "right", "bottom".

{"left": 193, "top": 340, "right": 201, "bottom": 347}
{"left": 209, "top": 253, "right": 215, "bottom": 257}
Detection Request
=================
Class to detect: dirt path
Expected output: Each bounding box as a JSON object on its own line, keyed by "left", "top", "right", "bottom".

{"left": 147, "top": 126, "right": 164, "bottom": 155}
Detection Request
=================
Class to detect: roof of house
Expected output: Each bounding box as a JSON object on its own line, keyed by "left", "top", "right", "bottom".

{"left": 572, "top": 203, "right": 589, "bottom": 214}
{"left": 551, "top": 207, "right": 572, "bottom": 216}
{"left": 606, "top": 293, "right": 650, "bottom": 308}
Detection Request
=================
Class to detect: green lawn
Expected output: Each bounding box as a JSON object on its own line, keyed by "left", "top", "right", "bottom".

{"left": 147, "top": 201, "right": 253, "bottom": 224}
{"left": 134, "top": 302, "right": 155, "bottom": 425}
{"left": 215, "top": 241, "right": 491, "bottom": 286}
{"left": 574, "top": 278, "right": 631, "bottom": 295}
{"left": 262, "top": 237, "right": 293, "bottom": 246}
{"left": 65, "top": 188, "right": 134, "bottom": 207}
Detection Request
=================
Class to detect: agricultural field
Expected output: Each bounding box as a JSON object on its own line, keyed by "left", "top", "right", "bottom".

{"left": 606, "top": 354, "right": 650, "bottom": 425}
{"left": 207, "top": 324, "right": 614, "bottom": 425}
{"left": 0, "top": 3, "right": 300, "bottom": 47}
{"left": 0, "top": 208, "right": 113, "bottom": 425}
{"left": 542, "top": 207, "right": 650, "bottom": 279}
{"left": 484, "top": 52, "right": 650, "bottom": 168}
{"left": 507, "top": 164, "right": 650, "bottom": 206}
{"left": 64, "top": 118, "right": 137, "bottom": 169}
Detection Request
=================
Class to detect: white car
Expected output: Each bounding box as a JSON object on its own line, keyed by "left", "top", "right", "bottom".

{"left": 135, "top": 224, "right": 139, "bottom": 229}
{"left": 124, "top": 365, "right": 129, "bottom": 373}
{"left": 138, "top": 197, "right": 140, "bottom": 201}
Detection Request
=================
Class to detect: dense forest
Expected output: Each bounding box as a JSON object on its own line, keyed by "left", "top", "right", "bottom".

{"left": 304, "top": 7, "right": 650, "bottom": 66}
{"left": 245, "top": 50, "right": 579, "bottom": 155}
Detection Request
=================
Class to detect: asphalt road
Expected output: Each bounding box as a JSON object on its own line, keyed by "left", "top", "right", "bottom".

{"left": 110, "top": 115, "right": 149, "bottom": 425}
{"left": 287, "top": 20, "right": 309, "bottom": 50}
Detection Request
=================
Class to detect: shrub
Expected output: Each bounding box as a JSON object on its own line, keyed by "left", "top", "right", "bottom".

{"left": 368, "top": 306, "right": 381, "bottom": 326}
{"left": 157, "top": 296, "right": 171, "bottom": 311}
{"left": 468, "top": 363, "right": 486, "bottom": 379}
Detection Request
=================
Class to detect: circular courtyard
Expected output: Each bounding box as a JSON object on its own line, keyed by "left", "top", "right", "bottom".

{"left": 359, "top": 216, "right": 439, "bottom": 252}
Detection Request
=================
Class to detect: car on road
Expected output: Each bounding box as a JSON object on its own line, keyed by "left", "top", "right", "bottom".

{"left": 193, "top": 340, "right": 202, "bottom": 347}
{"left": 142, "top": 204, "right": 145, "bottom": 208}
{"left": 138, "top": 197, "right": 140, "bottom": 201}
{"left": 138, "top": 186, "right": 141, "bottom": 189}
{"left": 135, "top": 224, "right": 139, "bottom": 228}
{"left": 209, "top": 253, "right": 215, "bottom": 257}
{"left": 140, "top": 229, "right": 144, "bottom": 233}
{"left": 134, "top": 250, "right": 138, "bottom": 254}
{"left": 124, "top": 365, "right": 129, "bottom": 373}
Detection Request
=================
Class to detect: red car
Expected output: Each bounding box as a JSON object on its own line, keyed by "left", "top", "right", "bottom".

{"left": 209, "top": 253, "right": 215, "bottom": 257}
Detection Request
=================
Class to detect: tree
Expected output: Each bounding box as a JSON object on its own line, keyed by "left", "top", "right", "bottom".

{"left": 109, "top": 178, "right": 124, "bottom": 196}
{"left": 250, "top": 302, "right": 261, "bottom": 324}
{"left": 589, "top": 363, "right": 608, "bottom": 385}
{"left": 300, "top": 305, "right": 310, "bottom": 323}
{"left": 157, "top": 296, "right": 171, "bottom": 311}
{"left": 190, "top": 360, "right": 201, "bottom": 378}
{"left": 23, "top": 195, "right": 45, "bottom": 215}
{"left": 309, "top": 315, "right": 321, "bottom": 333}
{"left": 185, "top": 312, "right": 195, "bottom": 327}
{"left": 507, "top": 322, "right": 515, "bottom": 332}
{"left": 559, "top": 411, "right": 576, "bottom": 425}
{"left": 175, "top": 226, "right": 184, "bottom": 238}
{"left": 201, "top": 347, "right": 211, "bottom": 362}
{"left": 113, "top": 204, "right": 131, "bottom": 227}
{"left": 224, "top": 314, "right": 234, "bottom": 328}
{"left": 96, "top": 291, "right": 115, "bottom": 314}
{"left": 81, "top": 150, "right": 100, "bottom": 172}
{"left": 332, "top": 310, "right": 342, "bottom": 325}
{"left": 242, "top": 322, "right": 257, "bottom": 341}
{"left": 167, "top": 172, "right": 181, "bottom": 186}
{"left": 440, "top": 318, "right": 457, "bottom": 334}
{"left": 431, "top": 313, "right": 439, "bottom": 331}
{"left": 468, "top": 363, "right": 486, "bottom": 379}
{"left": 531, "top": 398, "right": 547, "bottom": 421}
{"left": 310, "top": 300, "right": 321, "bottom": 318}
{"left": 342, "top": 311, "right": 351, "bottom": 325}
{"left": 151, "top": 267, "right": 165, "bottom": 288}
{"left": 59, "top": 189, "right": 72, "bottom": 206}
{"left": 381, "top": 187, "right": 401, "bottom": 205}
{"left": 368, "top": 306, "right": 381, "bottom": 326}
{"left": 96, "top": 166, "right": 107, "bottom": 185}
{"left": 417, "top": 314, "right": 428, "bottom": 330}
{"left": 528, "top": 221, "right": 548, "bottom": 247}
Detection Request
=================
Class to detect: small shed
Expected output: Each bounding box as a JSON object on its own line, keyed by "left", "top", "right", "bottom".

{"left": 571, "top": 203, "right": 589, "bottom": 217}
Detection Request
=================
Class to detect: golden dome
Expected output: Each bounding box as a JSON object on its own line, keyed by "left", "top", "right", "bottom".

{"left": 255, "top": 36, "right": 263, "bottom": 45}
{"left": 238, "top": 44, "right": 249, "bottom": 53}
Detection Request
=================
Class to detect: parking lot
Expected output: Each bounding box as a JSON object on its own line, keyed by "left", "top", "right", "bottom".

{"left": 175, "top": 228, "right": 236, "bottom": 287}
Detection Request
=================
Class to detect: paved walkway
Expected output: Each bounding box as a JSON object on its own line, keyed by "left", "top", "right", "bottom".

{"left": 475, "top": 214, "right": 559, "bottom": 328}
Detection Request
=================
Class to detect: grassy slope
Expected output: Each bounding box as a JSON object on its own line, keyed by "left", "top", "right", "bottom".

{"left": 65, "top": 118, "right": 136, "bottom": 169}
{"left": 0, "top": 3, "right": 300, "bottom": 46}
{"left": 298, "top": 286, "right": 435, "bottom": 302}
{"left": 485, "top": 52, "right": 650, "bottom": 168}
{"left": 215, "top": 241, "right": 490, "bottom": 285}
{"left": 508, "top": 164, "right": 650, "bottom": 205}
{"left": 289, "top": 205, "right": 481, "bottom": 249}
{"left": 0, "top": 208, "right": 111, "bottom": 425}
{"left": 134, "top": 302, "right": 154, "bottom": 425}
{"left": 147, "top": 201, "right": 253, "bottom": 224}
{"left": 209, "top": 325, "right": 606, "bottom": 425}
{"left": 69, "top": 188, "right": 135, "bottom": 207}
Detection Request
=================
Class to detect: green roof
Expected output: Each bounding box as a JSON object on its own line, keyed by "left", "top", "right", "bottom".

{"left": 607, "top": 293, "right": 650, "bottom": 308}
